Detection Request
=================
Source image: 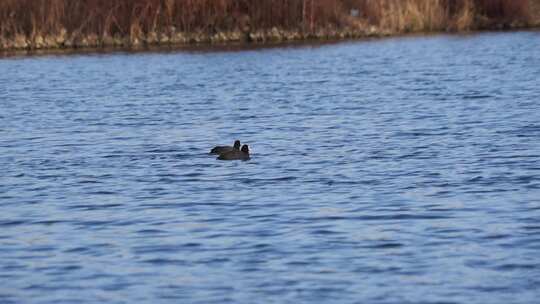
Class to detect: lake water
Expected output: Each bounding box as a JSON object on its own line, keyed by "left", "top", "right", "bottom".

{"left": 1, "top": 31, "right": 540, "bottom": 303}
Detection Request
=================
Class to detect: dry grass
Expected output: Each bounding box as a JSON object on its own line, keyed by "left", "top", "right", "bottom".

{"left": 0, "top": 0, "right": 532, "bottom": 48}
{"left": 346, "top": 0, "right": 530, "bottom": 32}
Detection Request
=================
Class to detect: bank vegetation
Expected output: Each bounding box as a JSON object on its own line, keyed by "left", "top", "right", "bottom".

{"left": 0, "top": 0, "right": 536, "bottom": 50}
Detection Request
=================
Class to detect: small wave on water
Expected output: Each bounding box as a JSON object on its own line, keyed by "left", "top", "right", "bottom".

{"left": 1, "top": 31, "right": 540, "bottom": 304}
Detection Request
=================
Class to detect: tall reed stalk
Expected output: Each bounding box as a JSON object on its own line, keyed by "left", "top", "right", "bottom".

{"left": 0, "top": 0, "right": 532, "bottom": 49}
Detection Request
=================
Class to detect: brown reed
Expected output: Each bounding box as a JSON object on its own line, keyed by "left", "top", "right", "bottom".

{"left": 0, "top": 0, "right": 532, "bottom": 49}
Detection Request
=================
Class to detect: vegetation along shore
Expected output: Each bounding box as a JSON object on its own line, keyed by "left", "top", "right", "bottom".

{"left": 1, "top": 0, "right": 539, "bottom": 51}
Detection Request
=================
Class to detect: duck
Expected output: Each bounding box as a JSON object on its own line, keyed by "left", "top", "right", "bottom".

{"left": 210, "top": 140, "right": 240, "bottom": 154}
{"left": 217, "top": 144, "right": 250, "bottom": 161}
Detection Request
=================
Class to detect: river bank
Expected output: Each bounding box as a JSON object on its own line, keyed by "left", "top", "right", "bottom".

{"left": 1, "top": 0, "right": 539, "bottom": 52}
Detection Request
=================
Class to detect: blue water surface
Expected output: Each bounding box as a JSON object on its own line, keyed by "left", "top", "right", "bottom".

{"left": 1, "top": 31, "right": 540, "bottom": 303}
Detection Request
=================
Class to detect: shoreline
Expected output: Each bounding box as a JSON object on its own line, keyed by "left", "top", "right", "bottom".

{"left": 1, "top": 26, "right": 538, "bottom": 58}
{"left": 0, "top": 25, "right": 398, "bottom": 51}
{"left": 1, "top": 0, "right": 538, "bottom": 56}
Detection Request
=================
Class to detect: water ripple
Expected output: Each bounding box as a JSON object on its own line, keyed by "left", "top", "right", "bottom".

{"left": 1, "top": 32, "right": 540, "bottom": 304}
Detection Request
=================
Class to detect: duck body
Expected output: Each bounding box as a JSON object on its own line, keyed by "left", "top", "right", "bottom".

{"left": 210, "top": 146, "right": 234, "bottom": 154}
{"left": 217, "top": 145, "right": 250, "bottom": 161}
{"left": 210, "top": 140, "right": 240, "bottom": 154}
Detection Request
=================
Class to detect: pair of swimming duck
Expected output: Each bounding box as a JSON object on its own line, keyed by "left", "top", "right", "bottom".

{"left": 210, "top": 140, "right": 250, "bottom": 160}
